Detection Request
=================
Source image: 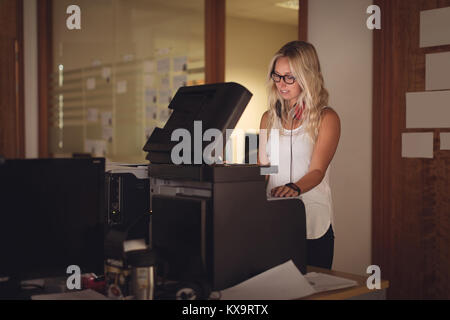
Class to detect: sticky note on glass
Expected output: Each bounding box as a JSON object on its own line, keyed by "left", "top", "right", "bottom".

{"left": 117, "top": 80, "right": 127, "bottom": 94}
{"left": 101, "top": 112, "right": 113, "bottom": 127}
{"left": 402, "top": 132, "right": 434, "bottom": 159}
{"left": 146, "top": 106, "right": 158, "bottom": 120}
{"left": 160, "top": 76, "right": 170, "bottom": 90}
{"left": 84, "top": 139, "right": 95, "bottom": 154}
{"left": 87, "top": 108, "right": 98, "bottom": 123}
{"left": 146, "top": 88, "right": 157, "bottom": 105}
{"left": 94, "top": 140, "right": 107, "bottom": 157}
{"left": 86, "top": 78, "right": 96, "bottom": 90}
{"left": 102, "top": 127, "right": 113, "bottom": 143}
{"left": 157, "top": 58, "right": 170, "bottom": 74}
{"left": 102, "top": 67, "right": 111, "bottom": 79}
{"left": 173, "top": 56, "right": 187, "bottom": 72}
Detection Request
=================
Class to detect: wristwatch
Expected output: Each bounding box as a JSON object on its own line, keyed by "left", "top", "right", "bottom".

{"left": 285, "top": 182, "right": 301, "bottom": 196}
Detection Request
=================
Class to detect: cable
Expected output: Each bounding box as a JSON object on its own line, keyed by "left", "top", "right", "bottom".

{"left": 289, "top": 102, "right": 298, "bottom": 183}
{"left": 290, "top": 115, "right": 293, "bottom": 183}
{"left": 288, "top": 102, "right": 304, "bottom": 191}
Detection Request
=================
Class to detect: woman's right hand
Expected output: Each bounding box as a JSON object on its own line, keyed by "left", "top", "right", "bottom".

{"left": 271, "top": 185, "right": 299, "bottom": 198}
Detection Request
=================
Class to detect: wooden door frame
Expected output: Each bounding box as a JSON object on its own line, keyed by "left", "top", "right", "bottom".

{"left": 0, "top": 0, "right": 25, "bottom": 158}
{"left": 372, "top": 0, "right": 392, "bottom": 274}
{"left": 299, "top": 0, "right": 308, "bottom": 41}
{"left": 205, "top": 0, "right": 225, "bottom": 84}
{"left": 16, "top": 0, "right": 25, "bottom": 158}
{"left": 37, "top": 0, "right": 52, "bottom": 158}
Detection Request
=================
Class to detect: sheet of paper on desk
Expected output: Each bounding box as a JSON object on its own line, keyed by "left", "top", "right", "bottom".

{"left": 220, "top": 260, "right": 316, "bottom": 300}
{"left": 304, "top": 272, "right": 358, "bottom": 293}
{"left": 21, "top": 279, "right": 45, "bottom": 288}
{"left": 32, "top": 289, "right": 108, "bottom": 300}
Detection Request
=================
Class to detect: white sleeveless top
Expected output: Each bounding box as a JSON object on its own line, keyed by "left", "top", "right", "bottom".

{"left": 266, "top": 115, "right": 334, "bottom": 240}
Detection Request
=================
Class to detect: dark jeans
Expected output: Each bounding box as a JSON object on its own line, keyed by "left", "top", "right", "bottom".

{"left": 306, "top": 226, "right": 334, "bottom": 270}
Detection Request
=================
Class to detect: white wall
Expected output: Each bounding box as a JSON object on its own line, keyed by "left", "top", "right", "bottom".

{"left": 225, "top": 16, "right": 297, "bottom": 132}
{"left": 308, "top": 0, "right": 373, "bottom": 275}
{"left": 24, "top": 0, "right": 39, "bottom": 158}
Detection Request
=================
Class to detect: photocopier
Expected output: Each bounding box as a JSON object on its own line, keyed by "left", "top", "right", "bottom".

{"left": 143, "top": 82, "right": 307, "bottom": 292}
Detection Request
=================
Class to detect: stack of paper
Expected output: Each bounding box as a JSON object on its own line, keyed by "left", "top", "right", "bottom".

{"left": 220, "top": 260, "right": 358, "bottom": 300}
{"left": 220, "top": 260, "right": 316, "bottom": 300}
{"left": 304, "top": 272, "right": 358, "bottom": 293}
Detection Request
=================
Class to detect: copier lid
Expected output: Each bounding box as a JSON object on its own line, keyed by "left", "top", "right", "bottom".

{"left": 143, "top": 82, "right": 252, "bottom": 164}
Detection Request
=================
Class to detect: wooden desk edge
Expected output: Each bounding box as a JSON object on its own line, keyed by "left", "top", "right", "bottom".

{"left": 301, "top": 266, "right": 390, "bottom": 300}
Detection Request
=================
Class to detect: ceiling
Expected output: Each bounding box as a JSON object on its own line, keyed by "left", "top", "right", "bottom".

{"left": 227, "top": 0, "right": 298, "bottom": 26}
{"left": 121, "top": 0, "right": 298, "bottom": 27}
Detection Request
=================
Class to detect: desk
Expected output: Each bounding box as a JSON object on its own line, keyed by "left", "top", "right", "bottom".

{"left": 302, "top": 266, "right": 389, "bottom": 300}
{"left": 14, "top": 266, "right": 389, "bottom": 300}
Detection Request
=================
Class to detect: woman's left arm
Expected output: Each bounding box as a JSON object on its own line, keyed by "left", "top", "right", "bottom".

{"left": 272, "top": 108, "right": 341, "bottom": 197}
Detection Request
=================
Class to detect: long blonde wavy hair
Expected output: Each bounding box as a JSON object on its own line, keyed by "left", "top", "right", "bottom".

{"left": 266, "top": 41, "right": 329, "bottom": 142}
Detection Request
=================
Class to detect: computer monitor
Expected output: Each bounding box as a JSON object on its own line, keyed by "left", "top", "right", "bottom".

{"left": 0, "top": 158, "right": 105, "bottom": 288}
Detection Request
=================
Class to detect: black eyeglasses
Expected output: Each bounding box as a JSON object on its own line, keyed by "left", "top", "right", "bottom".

{"left": 271, "top": 72, "right": 296, "bottom": 85}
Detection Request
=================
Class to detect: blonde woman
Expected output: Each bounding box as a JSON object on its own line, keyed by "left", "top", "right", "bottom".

{"left": 258, "top": 41, "right": 340, "bottom": 269}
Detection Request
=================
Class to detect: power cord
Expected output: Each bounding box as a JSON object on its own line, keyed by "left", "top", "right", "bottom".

{"left": 285, "top": 103, "right": 303, "bottom": 196}
{"left": 290, "top": 111, "right": 294, "bottom": 183}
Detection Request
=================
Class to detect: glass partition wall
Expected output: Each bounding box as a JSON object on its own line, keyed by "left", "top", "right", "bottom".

{"left": 50, "top": 0, "right": 205, "bottom": 163}
{"left": 48, "top": 0, "right": 299, "bottom": 164}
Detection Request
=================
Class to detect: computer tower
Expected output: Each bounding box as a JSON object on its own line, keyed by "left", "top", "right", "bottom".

{"left": 105, "top": 165, "right": 150, "bottom": 243}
